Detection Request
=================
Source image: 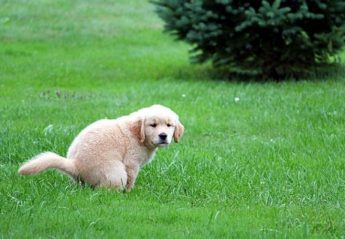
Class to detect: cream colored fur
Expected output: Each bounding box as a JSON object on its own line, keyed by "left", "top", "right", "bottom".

{"left": 18, "top": 105, "right": 184, "bottom": 191}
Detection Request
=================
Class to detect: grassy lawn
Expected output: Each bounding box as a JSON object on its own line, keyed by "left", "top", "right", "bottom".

{"left": 1, "top": 0, "right": 345, "bottom": 238}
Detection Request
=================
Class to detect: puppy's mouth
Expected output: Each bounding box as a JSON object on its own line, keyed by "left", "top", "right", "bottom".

{"left": 156, "top": 141, "right": 169, "bottom": 147}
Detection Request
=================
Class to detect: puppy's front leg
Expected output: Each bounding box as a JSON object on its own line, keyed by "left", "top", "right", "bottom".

{"left": 125, "top": 163, "right": 139, "bottom": 192}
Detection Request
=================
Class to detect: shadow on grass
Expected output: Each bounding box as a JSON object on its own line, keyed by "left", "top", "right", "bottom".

{"left": 167, "top": 62, "right": 345, "bottom": 83}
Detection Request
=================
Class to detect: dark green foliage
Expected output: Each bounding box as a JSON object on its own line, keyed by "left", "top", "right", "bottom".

{"left": 153, "top": 0, "right": 345, "bottom": 78}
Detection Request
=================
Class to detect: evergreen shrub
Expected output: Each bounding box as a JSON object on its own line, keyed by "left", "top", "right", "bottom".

{"left": 153, "top": 0, "right": 345, "bottom": 78}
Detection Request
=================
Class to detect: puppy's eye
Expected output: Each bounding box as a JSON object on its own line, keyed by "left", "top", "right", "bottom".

{"left": 167, "top": 123, "right": 172, "bottom": 127}
{"left": 150, "top": 123, "right": 157, "bottom": 128}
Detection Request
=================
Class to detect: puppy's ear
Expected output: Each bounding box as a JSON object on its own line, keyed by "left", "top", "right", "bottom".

{"left": 139, "top": 118, "right": 145, "bottom": 143}
{"left": 130, "top": 118, "right": 145, "bottom": 143}
{"left": 173, "top": 120, "right": 184, "bottom": 143}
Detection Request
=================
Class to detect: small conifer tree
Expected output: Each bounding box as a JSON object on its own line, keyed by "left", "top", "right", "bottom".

{"left": 153, "top": 0, "right": 345, "bottom": 79}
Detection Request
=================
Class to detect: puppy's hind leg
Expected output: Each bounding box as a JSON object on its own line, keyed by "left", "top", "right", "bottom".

{"left": 99, "top": 160, "right": 128, "bottom": 191}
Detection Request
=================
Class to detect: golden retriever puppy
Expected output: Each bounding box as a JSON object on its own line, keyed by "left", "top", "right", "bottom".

{"left": 18, "top": 105, "right": 184, "bottom": 191}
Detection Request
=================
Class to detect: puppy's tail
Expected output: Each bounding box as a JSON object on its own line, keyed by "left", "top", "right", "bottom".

{"left": 18, "top": 152, "right": 78, "bottom": 178}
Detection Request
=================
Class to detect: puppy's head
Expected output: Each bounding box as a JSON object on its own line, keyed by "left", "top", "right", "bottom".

{"left": 131, "top": 105, "right": 184, "bottom": 148}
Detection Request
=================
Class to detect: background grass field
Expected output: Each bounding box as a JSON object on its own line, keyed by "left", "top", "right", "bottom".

{"left": 1, "top": 0, "right": 345, "bottom": 238}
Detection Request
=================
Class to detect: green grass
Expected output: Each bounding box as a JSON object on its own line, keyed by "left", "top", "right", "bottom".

{"left": 1, "top": 0, "right": 345, "bottom": 238}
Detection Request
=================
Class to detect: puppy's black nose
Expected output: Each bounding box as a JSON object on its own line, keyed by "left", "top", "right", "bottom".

{"left": 159, "top": 133, "right": 167, "bottom": 140}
